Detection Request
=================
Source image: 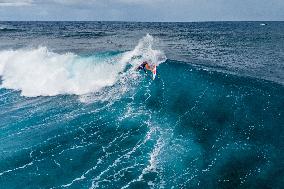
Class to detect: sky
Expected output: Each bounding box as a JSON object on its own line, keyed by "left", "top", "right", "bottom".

{"left": 0, "top": 0, "right": 283, "bottom": 21}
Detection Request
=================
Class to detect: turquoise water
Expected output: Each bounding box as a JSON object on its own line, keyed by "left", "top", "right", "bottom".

{"left": 0, "top": 22, "right": 283, "bottom": 188}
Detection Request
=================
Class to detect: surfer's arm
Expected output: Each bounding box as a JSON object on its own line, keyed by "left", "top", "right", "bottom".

{"left": 136, "top": 64, "right": 147, "bottom": 73}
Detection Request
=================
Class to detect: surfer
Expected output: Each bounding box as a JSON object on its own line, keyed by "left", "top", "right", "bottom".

{"left": 136, "top": 61, "right": 147, "bottom": 73}
{"left": 137, "top": 61, "right": 155, "bottom": 72}
{"left": 136, "top": 61, "right": 157, "bottom": 80}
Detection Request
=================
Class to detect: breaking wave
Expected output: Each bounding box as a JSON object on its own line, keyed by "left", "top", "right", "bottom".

{"left": 0, "top": 34, "right": 166, "bottom": 97}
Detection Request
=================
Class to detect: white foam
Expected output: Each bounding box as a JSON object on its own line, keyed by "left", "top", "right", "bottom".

{"left": 120, "top": 33, "right": 166, "bottom": 68}
{"left": 0, "top": 34, "right": 166, "bottom": 97}
{"left": 0, "top": 47, "right": 125, "bottom": 97}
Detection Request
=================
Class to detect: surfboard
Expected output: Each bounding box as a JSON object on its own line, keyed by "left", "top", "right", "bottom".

{"left": 152, "top": 67, "right": 157, "bottom": 80}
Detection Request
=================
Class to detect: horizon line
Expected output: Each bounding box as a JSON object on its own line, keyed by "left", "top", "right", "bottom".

{"left": 0, "top": 20, "right": 283, "bottom": 23}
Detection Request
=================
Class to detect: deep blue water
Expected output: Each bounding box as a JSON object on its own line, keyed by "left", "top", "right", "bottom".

{"left": 0, "top": 21, "right": 283, "bottom": 189}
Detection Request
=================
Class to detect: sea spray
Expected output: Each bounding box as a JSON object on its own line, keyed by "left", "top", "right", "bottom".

{"left": 120, "top": 34, "right": 166, "bottom": 68}
{"left": 0, "top": 47, "right": 124, "bottom": 96}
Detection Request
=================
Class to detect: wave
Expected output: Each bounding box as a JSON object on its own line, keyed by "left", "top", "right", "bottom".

{"left": 1, "top": 57, "right": 282, "bottom": 188}
{"left": 62, "top": 31, "right": 113, "bottom": 38}
{"left": 0, "top": 34, "right": 166, "bottom": 97}
{"left": 0, "top": 27, "right": 22, "bottom": 32}
{"left": 0, "top": 35, "right": 283, "bottom": 189}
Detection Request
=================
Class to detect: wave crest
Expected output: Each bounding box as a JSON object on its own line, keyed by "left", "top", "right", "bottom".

{"left": 0, "top": 34, "right": 166, "bottom": 97}
{"left": 0, "top": 47, "right": 124, "bottom": 97}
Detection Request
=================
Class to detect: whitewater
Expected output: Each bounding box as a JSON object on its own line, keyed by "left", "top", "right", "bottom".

{"left": 0, "top": 21, "right": 283, "bottom": 189}
{"left": 0, "top": 34, "right": 165, "bottom": 97}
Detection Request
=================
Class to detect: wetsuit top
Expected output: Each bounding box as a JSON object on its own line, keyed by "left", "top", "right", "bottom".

{"left": 137, "top": 62, "right": 148, "bottom": 73}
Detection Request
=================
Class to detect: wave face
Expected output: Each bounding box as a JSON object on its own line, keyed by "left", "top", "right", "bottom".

{"left": 0, "top": 22, "right": 283, "bottom": 189}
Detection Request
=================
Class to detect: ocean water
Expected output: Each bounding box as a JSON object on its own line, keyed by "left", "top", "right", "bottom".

{"left": 0, "top": 21, "right": 283, "bottom": 189}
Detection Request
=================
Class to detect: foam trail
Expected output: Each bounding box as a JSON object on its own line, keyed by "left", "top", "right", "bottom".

{"left": 0, "top": 47, "right": 125, "bottom": 97}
